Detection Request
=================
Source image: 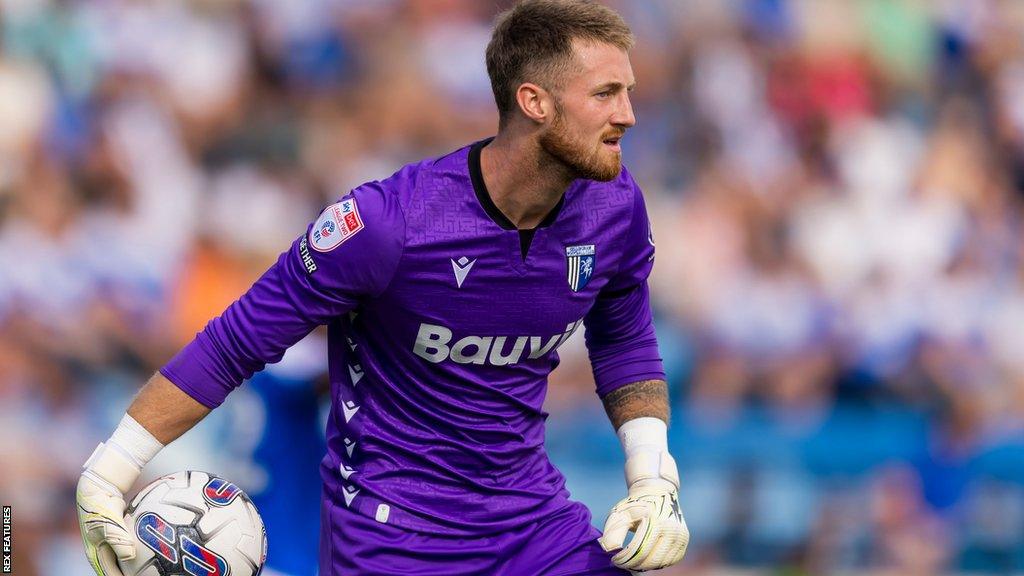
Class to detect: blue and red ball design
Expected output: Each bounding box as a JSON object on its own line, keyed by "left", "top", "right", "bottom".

{"left": 136, "top": 512, "right": 229, "bottom": 576}
{"left": 203, "top": 478, "right": 242, "bottom": 507}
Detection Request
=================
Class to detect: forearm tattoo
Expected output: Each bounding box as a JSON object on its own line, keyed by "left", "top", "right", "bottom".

{"left": 601, "top": 379, "right": 669, "bottom": 431}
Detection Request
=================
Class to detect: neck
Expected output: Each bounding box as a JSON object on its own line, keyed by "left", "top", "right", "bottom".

{"left": 479, "top": 131, "right": 575, "bottom": 229}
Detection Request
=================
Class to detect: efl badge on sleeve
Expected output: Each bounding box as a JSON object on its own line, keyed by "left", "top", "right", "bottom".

{"left": 310, "top": 198, "right": 364, "bottom": 252}
{"left": 566, "top": 244, "right": 595, "bottom": 292}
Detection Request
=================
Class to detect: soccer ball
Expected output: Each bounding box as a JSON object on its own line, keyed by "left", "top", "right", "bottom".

{"left": 118, "top": 471, "right": 267, "bottom": 576}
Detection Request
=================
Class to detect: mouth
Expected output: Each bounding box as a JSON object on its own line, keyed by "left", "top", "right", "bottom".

{"left": 602, "top": 135, "right": 623, "bottom": 152}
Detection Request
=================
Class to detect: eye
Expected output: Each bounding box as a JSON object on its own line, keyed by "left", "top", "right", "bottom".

{"left": 595, "top": 90, "right": 613, "bottom": 99}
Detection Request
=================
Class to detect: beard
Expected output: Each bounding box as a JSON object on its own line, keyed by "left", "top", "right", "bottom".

{"left": 539, "top": 106, "right": 622, "bottom": 182}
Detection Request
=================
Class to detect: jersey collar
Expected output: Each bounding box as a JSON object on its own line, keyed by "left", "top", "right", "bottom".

{"left": 468, "top": 137, "right": 565, "bottom": 231}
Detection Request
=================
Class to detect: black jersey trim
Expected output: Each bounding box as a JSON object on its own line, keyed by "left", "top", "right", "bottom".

{"left": 518, "top": 228, "right": 536, "bottom": 260}
{"left": 469, "top": 137, "right": 515, "bottom": 230}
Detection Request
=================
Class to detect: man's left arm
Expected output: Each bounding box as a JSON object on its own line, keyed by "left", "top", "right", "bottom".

{"left": 584, "top": 177, "right": 688, "bottom": 571}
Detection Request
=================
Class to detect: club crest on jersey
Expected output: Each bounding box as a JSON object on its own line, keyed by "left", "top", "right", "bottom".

{"left": 310, "top": 198, "right": 363, "bottom": 252}
{"left": 566, "top": 244, "right": 595, "bottom": 292}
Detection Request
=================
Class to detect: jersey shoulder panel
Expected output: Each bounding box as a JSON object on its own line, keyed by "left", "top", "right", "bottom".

{"left": 562, "top": 164, "right": 641, "bottom": 234}
{"left": 376, "top": 142, "right": 475, "bottom": 210}
{"left": 382, "top": 143, "right": 494, "bottom": 246}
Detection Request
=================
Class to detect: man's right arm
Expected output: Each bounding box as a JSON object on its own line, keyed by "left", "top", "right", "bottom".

{"left": 77, "top": 181, "right": 407, "bottom": 576}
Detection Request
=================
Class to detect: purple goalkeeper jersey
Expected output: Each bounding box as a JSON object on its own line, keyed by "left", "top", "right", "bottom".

{"left": 161, "top": 139, "right": 664, "bottom": 537}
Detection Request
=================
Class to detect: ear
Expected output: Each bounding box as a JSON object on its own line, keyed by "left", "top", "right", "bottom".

{"left": 515, "top": 82, "right": 554, "bottom": 125}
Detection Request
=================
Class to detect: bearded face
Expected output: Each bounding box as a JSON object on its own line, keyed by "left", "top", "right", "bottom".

{"left": 539, "top": 98, "right": 624, "bottom": 182}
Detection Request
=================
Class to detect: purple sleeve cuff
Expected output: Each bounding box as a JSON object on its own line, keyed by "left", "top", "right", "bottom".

{"left": 593, "top": 362, "right": 666, "bottom": 398}
{"left": 159, "top": 335, "right": 238, "bottom": 409}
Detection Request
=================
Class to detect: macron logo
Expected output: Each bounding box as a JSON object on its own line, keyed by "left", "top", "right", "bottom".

{"left": 412, "top": 319, "right": 583, "bottom": 366}
{"left": 451, "top": 257, "right": 476, "bottom": 288}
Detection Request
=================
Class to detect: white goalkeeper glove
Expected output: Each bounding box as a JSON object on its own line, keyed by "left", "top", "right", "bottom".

{"left": 77, "top": 415, "right": 163, "bottom": 576}
{"left": 599, "top": 417, "right": 689, "bottom": 572}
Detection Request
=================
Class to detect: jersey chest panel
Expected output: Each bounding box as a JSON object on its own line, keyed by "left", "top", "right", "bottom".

{"left": 371, "top": 225, "right": 609, "bottom": 365}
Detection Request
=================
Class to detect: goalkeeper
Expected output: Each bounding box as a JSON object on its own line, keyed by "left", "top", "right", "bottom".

{"left": 77, "top": 0, "right": 689, "bottom": 573}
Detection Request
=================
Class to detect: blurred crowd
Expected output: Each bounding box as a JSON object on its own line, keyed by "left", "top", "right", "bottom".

{"left": 4, "top": 0, "right": 1024, "bottom": 574}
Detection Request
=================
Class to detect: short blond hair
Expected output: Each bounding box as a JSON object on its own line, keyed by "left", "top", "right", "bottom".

{"left": 486, "top": 0, "right": 634, "bottom": 128}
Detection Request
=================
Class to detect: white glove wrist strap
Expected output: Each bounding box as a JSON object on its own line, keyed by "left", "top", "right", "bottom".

{"left": 617, "top": 417, "right": 679, "bottom": 489}
{"left": 111, "top": 414, "right": 164, "bottom": 464}
{"left": 84, "top": 414, "right": 164, "bottom": 494}
{"left": 618, "top": 417, "right": 668, "bottom": 455}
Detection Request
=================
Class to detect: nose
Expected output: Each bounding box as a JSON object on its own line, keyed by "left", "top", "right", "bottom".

{"left": 612, "top": 92, "right": 636, "bottom": 128}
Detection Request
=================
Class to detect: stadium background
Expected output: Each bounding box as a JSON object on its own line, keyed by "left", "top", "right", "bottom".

{"left": 3, "top": 0, "right": 1024, "bottom": 574}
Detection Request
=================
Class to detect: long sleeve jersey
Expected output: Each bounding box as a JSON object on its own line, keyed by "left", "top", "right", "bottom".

{"left": 161, "top": 139, "right": 664, "bottom": 536}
